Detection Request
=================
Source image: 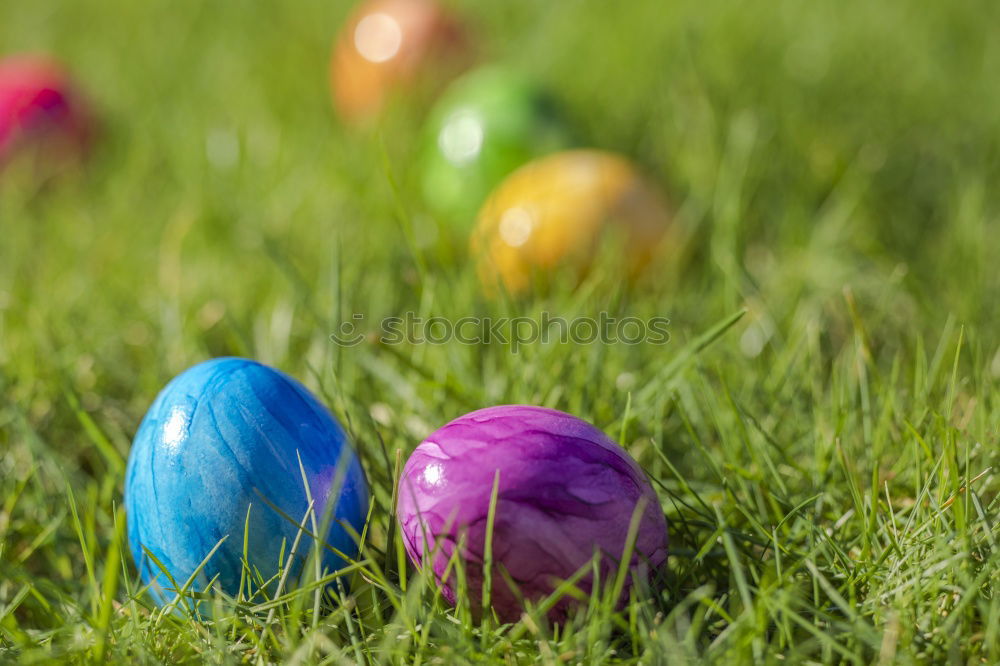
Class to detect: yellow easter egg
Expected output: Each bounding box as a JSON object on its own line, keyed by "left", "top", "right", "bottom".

{"left": 472, "top": 150, "right": 671, "bottom": 295}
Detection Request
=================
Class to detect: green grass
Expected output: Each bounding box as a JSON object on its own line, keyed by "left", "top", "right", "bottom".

{"left": 2, "top": 0, "right": 999, "bottom": 662}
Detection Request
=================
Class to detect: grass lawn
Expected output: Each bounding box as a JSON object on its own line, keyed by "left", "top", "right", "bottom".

{"left": 2, "top": 0, "right": 999, "bottom": 662}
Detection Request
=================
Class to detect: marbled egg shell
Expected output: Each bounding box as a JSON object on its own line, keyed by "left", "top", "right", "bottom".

{"left": 125, "top": 357, "right": 369, "bottom": 605}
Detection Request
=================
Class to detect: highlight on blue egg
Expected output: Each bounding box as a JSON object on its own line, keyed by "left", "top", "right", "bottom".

{"left": 124, "top": 357, "right": 370, "bottom": 609}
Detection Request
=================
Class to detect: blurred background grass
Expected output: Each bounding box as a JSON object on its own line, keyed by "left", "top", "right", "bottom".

{"left": 1, "top": 0, "right": 999, "bottom": 662}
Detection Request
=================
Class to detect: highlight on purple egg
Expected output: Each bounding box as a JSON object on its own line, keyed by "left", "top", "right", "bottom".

{"left": 396, "top": 405, "right": 668, "bottom": 623}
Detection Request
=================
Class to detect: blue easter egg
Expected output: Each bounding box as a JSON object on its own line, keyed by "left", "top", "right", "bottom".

{"left": 124, "top": 357, "right": 369, "bottom": 606}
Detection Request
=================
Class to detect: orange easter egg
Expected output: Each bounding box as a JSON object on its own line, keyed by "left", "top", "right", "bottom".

{"left": 330, "top": 0, "right": 469, "bottom": 123}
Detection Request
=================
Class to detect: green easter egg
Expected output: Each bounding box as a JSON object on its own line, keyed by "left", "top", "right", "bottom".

{"left": 418, "top": 67, "right": 574, "bottom": 227}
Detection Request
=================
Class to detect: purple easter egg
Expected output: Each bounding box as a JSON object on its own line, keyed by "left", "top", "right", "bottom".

{"left": 397, "top": 405, "right": 667, "bottom": 622}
